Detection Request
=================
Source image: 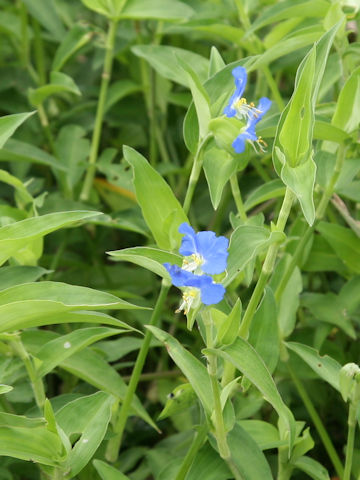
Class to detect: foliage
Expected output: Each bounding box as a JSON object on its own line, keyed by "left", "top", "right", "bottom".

{"left": 0, "top": 0, "right": 359, "bottom": 479}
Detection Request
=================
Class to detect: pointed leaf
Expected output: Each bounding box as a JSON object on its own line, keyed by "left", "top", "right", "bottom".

{"left": 0, "top": 112, "right": 35, "bottom": 149}
{"left": 205, "top": 338, "right": 296, "bottom": 450}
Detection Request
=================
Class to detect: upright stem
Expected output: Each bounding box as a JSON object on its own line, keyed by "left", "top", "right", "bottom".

{"left": 202, "top": 311, "right": 243, "bottom": 480}
{"left": 11, "top": 336, "right": 46, "bottom": 409}
{"left": 287, "top": 363, "right": 344, "bottom": 479}
{"left": 275, "top": 145, "right": 347, "bottom": 301}
{"left": 277, "top": 446, "right": 293, "bottom": 480}
{"left": 175, "top": 424, "right": 208, "bottom": 480}
{"left": 344, "top": 403, "right": 357, "bottom": 480}
{"left": 183, "top": 135, "right": 211, "bottom": 215}
{"left": 230, "top": 173, "right": 247, "bottom": 222}
{"left": 106, "top": 281, "right": 169, "bottom": 462}
{"left": 32, "top": 18, "right": 46, "bottom": 85}
{"left": 239, "top": 188, "right": 295, "bottom": 339}
{"left": 80, "top": 20, "right": 118, "bottom": 201}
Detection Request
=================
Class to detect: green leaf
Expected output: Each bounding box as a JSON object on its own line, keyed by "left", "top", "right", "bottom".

{"left": 35, "top": 327, "right": 131, "bottom": 377}
{"left": 52, "top": 24, "right": 93, "bottom": 72}
{"left": 244, "top": 180, "right": 286, "bottom": 212}
{"left": 28, "top": 71, "right": 81, "bottom": 106}
{"left": 205, "top": 338, "right": 296, "bottom": 450}
{"left": 54, "top": 125, "right": 90, "bottom": 191}
{"left": 317, "top": 221, "right": 360, "bottom": 274}
{"left": 80, "top": 0, "right": 126, "bottom": 18}
{"left": 224, "top": 423, "right": 274, "bottom": 479}
{"left": 0, "top": 413, "right": 63, "bottom": 466}
{"left": 107, "top": 246, "right": 182, "bottom": 280}
{"left": 23, "top": 329, "right": 158, "bottom": 431}
{"left": 0, "top": 211, "right": 98, "bottom": 266}
{"left": 0, "top": 282, "right": 145, "bottom": 332}
{"left": 286, "top": 342, "right": 341, "bottom": 391}
{"left": 0, "top": 139, "right": 66, "bottom": 171}
{"left": 158, "top": 383, "right": 197, "bottom": 420}
{"left": 203, "top": 144, "right": 237, "bottom": 209}
{"left": 124, "top": 146, "right": 188, "bottom": 250}
{"left": 177, "top": 57, "right": 211, "bottom": 138}
{"left": 22, "top": 0, "right": 66, "bottom": 41}
{"left": 105, "top": 80, "right": 141, "bottom": 112}
{"left": 249, "top": 0, "right": 329, "bottom": 33}
{"left": 270, "top": 256, "right": 302, "bottom": 339}
{"left": 0, "top": 266, "right": 49, "bottom": 290}
{"left": 280, "top": 155, "right": 317, "bottom": 225}
{"left": 292, "top": 456, "right": 330, "bottom": 480}
{"left": 121, "top": 0, "right": 194, "bottom": 20}
{"left": 58, "top": 345, "right": 157, "bottom": 430}
{"left": 93, "top": 459, "right": 130, "bottom": 480}
{"left": 226, "top": 226, "right": 285, "bottom": 286}
{"left": 146, "top": 326, "right": 213, "bottom": 414}
{"left": 238, "top": 420, "right": 284, "bottom": 450}
{"left": 186, "top": 443, "right": 231, "bottom": 480}
{"left": 0, "top": 168, "right": 34, "bottom": 205}
{"left": 273, "top": 24, "right": 340, "bottom": 225}
{"left": 0, "top": 112, "right": 35, "bottom": 149}
{"left": 216, "top": 299, "right": 241, "bottom": 346}
{"left": 332, "top": 66, "right": 360, "bottom": 133}
{"left": 56, "top": 392, "right": 113, "bottom": 476}
{"left": 250, "top": 26, "right": 323, "bottom": 71}
{"left": 249, "top": 287, "right": 279, "bottom": 374}
{"left": 0, "top": 385, "right": 13, "bottom": 394}
{"left": 209, "top": 47, "right": 226, "bottom": 77}
{"left": 131, "top": 45, "right": 209, "bottom": 87}
{"left": 301, "top": 291, "right": 355, "bottom": 337}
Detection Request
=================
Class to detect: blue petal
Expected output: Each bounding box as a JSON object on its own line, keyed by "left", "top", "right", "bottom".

{"left": 164, "top": 264, "right": 226, "bottom": 306}
{"left": 178, "top": 223, "right": 197, "bottom": 257}
{"left": 163, "top": 263, "right": 194, "bottom": 287}
{"left": 232, "top": 133, "right": 247, "bottom": 153}
{"left": 195, "top": 231, "right": 229, "bottom": 274}
{"left": 196, "top": 275, "right": 225, "bottom": 305}
{"left": 178, "top": 223, "right": 229, "bottom": 274}
{"left": 223, "top": 66, "right": 247, "bottom": 118}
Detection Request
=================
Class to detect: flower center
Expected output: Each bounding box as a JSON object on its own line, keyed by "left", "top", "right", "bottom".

{"left": 182, "top": 253, "right": 204, "bottom": 273}
{"left": 175, "top": 288, "right": 199, "bottom": 315}
{"left": 233, "top": 97, "right": 262, "bottom": 120}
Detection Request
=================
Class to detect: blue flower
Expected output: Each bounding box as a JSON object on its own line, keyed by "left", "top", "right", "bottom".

{"left": 178, "top": 223, "right": 229, "bottom": 275}
{"left": 163, "top": 223, "right": 228, "bottom": 314}
{"left": 223, "top": 66, "right": 247, "bottom": 118}
{"left": 164, "top": 264, "right": 225, "bottom": 311}
{"left": 232, "top": 97, "right": 272, "bottom": 154}
{"left": 224, "top": 66, "right": 271, "bottom": 154}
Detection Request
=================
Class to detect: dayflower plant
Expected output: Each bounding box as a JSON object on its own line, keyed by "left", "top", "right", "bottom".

{"left": 164, "top": 223, "right": 228, "bottom": 313}
{"left": 224, "top": 66, "right": 271, "bottom": 154}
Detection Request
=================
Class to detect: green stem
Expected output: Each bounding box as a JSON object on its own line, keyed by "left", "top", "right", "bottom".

{"left": 287, "top": 363, "right": 344, "bottom": 478}
{"left": 32, "top": 18, "right": 46, "bottom": 85}
{"left": 262, "top": 66, "right": 285, "bottom": 111}
{"left": 80, "top": 19, "right": 118, "bottom": 201}
{"left": 183, "top": 134, "right": 211, "bottom": 215}
{"left": 344, "top": 403, "right": 357, "bottom": 480}
{"left": 239, "top": 188, "right": 295, "bottom": 339}
{"left": 37, "top": 104, "right": 57, "bottom": 153}
{"left": 202, "top": 311, "right": 243, "bottom": 480}
{"left": 277, "top": 446, "right": 293, "bottom": 480}
{"left": 175, "top": 424, "right": 208, "bottom": 480}
{"left": 275, "top": 144, "right": 346, "bottom": 302}
{"left": 11, "top": 336, "right": 46, "bottom": 409}
{"left": 230, "top": 173, "right": 247, "bottom": 222}
{"left": 106, "top": 281, "right": 169, "bottom": 462}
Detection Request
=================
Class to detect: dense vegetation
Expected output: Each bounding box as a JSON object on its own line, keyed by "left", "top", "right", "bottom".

{"left": 0, "top": 0, "right": 359, "bottom": 479}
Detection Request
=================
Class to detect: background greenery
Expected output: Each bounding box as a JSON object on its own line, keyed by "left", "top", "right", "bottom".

{"left": 0, "top": 0, "right": 359, "bottom": 479}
